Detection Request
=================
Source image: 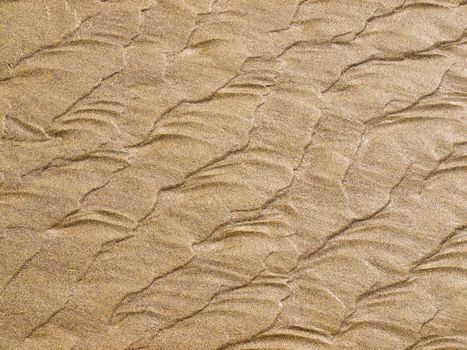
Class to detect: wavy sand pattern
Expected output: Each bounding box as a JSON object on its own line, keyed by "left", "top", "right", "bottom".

{"left": 1, "top": 0, "right": 466, "bottom": 349}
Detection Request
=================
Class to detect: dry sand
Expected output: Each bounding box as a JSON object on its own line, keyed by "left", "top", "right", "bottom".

{"left": 1, "top": 0, "right": 466, "bottom": 349}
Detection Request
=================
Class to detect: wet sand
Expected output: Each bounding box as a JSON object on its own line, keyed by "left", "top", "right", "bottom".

{"left": 1, "top": 1, "right": 466, "bottom": 349}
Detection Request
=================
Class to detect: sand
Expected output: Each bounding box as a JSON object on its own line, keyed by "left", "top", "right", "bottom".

{"left": 0, "top": 0, "right": 466, "bottom": 349}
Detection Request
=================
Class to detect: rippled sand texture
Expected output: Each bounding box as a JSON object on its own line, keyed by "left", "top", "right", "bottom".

{"left": 1, "top": 0, "right": 467, "bottom": 349}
